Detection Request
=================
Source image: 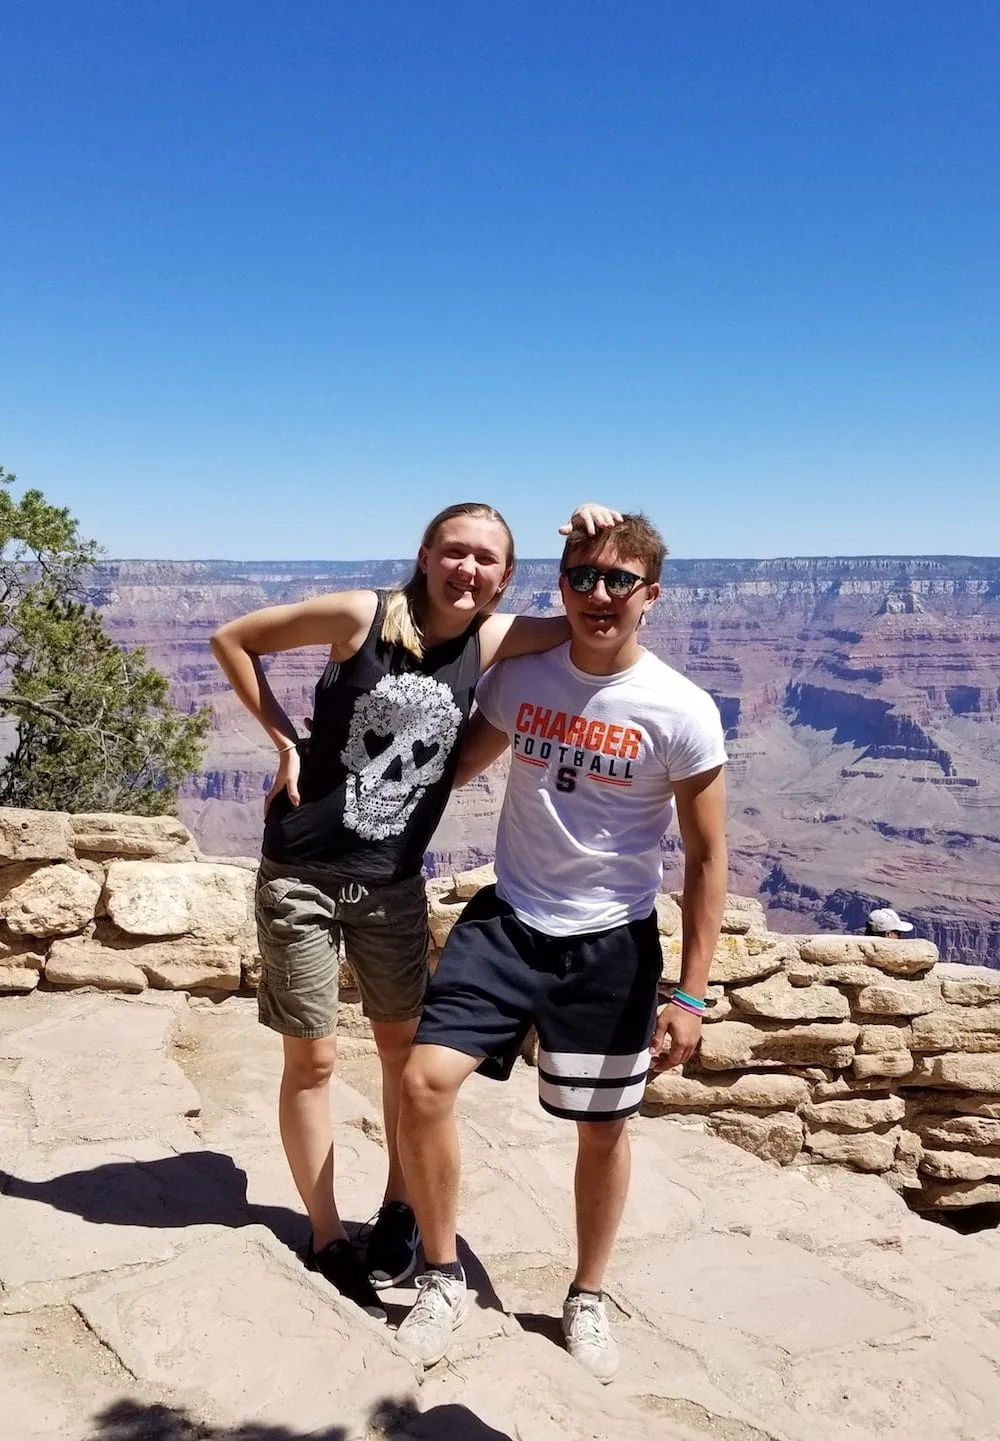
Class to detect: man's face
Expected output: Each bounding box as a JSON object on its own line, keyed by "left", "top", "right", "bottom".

{"left": 558, "top": 541, "right": 660, "bottom": 649}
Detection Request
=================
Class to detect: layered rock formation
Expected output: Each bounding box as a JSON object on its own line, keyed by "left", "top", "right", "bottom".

{"left": 93, "top": 554, "right": 1000, "bottom": 964}
{"left": 7, "top": 804, "right": 1000, "bottom": 1216}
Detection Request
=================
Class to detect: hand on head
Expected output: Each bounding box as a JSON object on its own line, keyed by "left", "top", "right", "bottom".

{"left": 558, "top": 503, "right": 623, "bottom": 537}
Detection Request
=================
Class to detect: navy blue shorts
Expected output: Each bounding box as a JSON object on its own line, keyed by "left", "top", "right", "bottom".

{"left": 414, "top": 886, "right": 662, "bottom": 1122}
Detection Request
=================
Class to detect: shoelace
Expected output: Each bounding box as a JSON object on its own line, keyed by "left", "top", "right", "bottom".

{"left": 409, "top": 1272, "right": 457, "bottom": 1321}
{"left": 354, "top": 1209, "right": 381, "bottom": 1247}
{"left": 569, "top": 1298, "right": 609, "bottom": 1345}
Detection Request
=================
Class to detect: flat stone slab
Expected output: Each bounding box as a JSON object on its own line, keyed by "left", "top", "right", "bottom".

{"left": 614, "top": 1233, "right": 912, "bottom": 1355}
{"left": 0, "top": 1307, "right": 141, "bottom": 1441}
{"left": 421, "top": 1331, "right": 695, "bottom": 1441}
{"left": 75, "top": 1228, "right": 418, "bottom": 1435}
{"left": 517, "top": 1129, "right": 711, "bottom": 1246}
{"left": 456, "top": 1152, "right": 569, "bottom": 1262}
{"left": 26, "top": 1050, "right": 200, "bottom": 1145}
{"left": 782, "top": 1336, "right": 1000, "bottom": 1441}
{"left": 0, "top": 993, "right": 179, "bottom": 1060}
{"left": 0, "top": 1140, "right": 228, "bottom": 1291}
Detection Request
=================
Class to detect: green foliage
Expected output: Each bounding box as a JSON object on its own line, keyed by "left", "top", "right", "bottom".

{"left": 0, "top": 467, "right": 211, "bottom": 814}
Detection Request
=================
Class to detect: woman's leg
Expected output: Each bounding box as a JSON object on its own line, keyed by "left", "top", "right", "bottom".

{"left": 278, "top": 1033, "right": 344, "bottom": 1248}
{"left": 370, "top": 1016, "right": 421, "bottom": 1204}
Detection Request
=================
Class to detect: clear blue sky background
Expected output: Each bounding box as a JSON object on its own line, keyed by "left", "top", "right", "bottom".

{"left": 1, "top": 2, "right": 997, "bottom": 560}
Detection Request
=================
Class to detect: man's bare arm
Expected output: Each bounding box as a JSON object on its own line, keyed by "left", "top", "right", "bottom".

{"left": 649, "top": 765, "right": 728, "bottom": 1072}
{"left": 453, "top": 711, "right": 511, "bottom": 788}
{"left": 675, "top": 765, "right": 728, "bottom": 999}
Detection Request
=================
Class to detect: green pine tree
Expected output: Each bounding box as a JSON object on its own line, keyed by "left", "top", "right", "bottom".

{"left": 0, "top": 467, "right": 211, "bottom": 814}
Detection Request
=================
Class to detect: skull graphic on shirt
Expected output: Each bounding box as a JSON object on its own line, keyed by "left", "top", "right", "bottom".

{"left": 341, "top": 671, "right": 463, "bottom": 840}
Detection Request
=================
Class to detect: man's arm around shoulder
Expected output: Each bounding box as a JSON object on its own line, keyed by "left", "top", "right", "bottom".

{"left": 649, "top": 765, "right": 728, "bottom": 1073}
{"left": 453, "top": 710, "right": 511, "bottom": 788}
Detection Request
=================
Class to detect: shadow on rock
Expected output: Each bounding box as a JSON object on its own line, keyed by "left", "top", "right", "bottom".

{"left": 510, "top": 1310, "right": 564, "bottom": 1349}
{"left": 92, "top": 1397, "right": 514, "bottom": 1440}
{"left": 0, "top": 1150, "right": 306, "bottom": 1250}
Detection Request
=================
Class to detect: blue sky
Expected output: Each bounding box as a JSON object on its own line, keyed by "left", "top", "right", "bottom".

{"left": 1, "top": 2, "right": 997, "bottom": 560}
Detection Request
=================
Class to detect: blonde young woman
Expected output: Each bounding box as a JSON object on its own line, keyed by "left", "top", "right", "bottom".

{"left": 210, "top": 500, "right": 617, "bottom": 1318}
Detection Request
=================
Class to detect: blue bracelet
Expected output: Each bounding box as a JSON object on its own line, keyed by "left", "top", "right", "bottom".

{"left": 672, "top": 988, "right": 706, "bottom": 1010}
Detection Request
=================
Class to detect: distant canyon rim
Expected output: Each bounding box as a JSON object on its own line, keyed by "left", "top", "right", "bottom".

{"left": 90, "top": 554, "right": 1000, "bottom": 966}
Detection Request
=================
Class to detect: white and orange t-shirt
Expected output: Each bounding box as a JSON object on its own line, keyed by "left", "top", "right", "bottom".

{"left": 475, "top": 642, "right": 727, "bottom": 936}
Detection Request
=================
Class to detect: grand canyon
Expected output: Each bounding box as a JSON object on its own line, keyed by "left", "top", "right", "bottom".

{"left": 93, "top": 555, "right": 1000, "bottom": 966}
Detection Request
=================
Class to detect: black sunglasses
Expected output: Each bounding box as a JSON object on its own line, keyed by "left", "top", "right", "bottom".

{"left": 561, "top": 564, "right": 651, "bottom": 599}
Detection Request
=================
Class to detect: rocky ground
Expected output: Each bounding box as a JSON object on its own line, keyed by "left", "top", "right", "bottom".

{"left": 5, "top": 989, "right": 1000, "bottom": 1440}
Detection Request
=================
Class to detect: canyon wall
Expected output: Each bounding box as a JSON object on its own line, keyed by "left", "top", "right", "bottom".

{"left": 92, "top": 554, "right": 1000, "bottom": 963}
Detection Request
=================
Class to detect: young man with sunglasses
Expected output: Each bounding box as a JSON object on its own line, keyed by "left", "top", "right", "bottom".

{"left": 394, "top": 514, "right": 728, "bottom": 1381}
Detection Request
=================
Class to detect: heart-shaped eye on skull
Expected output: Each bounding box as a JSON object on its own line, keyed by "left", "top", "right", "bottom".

{"left": 341, "top": 672, "right": 462, "bottom": 840}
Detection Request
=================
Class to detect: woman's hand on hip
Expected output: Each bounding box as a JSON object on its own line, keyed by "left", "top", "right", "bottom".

{"left": 265, "top": 746, "right": 301, "bottom": 816}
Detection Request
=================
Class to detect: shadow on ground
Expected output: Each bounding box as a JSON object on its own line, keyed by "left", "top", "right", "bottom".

{"left": 0, "top": 1151, "right": 517, "bottom": 1325}
{"left": 0, "top": 1151, "right": 306, "bottom": 1250}
{"left": 92, "top": 1398, "right": 513, "bottom": 1440}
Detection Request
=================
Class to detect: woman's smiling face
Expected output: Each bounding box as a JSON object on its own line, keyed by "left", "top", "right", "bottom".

{"left": 419, "top": 515, "right": 513, "bottom": 623}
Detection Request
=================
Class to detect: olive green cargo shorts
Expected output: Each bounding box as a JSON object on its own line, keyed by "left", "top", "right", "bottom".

{"left": 255, "top": 858, "right": 430, "bottom": 1038}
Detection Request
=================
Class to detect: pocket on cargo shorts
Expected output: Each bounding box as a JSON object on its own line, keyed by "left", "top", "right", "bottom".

{"left": 255, "top": 876, "right": 338, "bottom": 991}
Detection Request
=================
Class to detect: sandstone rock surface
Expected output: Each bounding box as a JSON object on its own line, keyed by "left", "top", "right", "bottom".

{"left": 45, "top": 939, "right": 147, "bottom": 992}
{"left": 0, "top": 864, "right": 102, "bottom": 937}
{"left": 105, "top": 860, "right": 253, "bottom": 939}
{"left": 71, "top": 812, "right": 198, "bottom": 860}
{"left": 853, "top": 978, "right": 942, "bottom": 1017}
{"left": 644, "top": 1070, "right": 811, "bottom": 1112}
{"left": 698, "top": 1018, "right": 859, "bottom": 1070}
{"left": 10, "top": 987, "right": 1000, "bottom": 1441}
{"left": 0, "top": 808, "right": 74, "bottom": 862}
{"left": 729, "top": 973, "right": 850, "bottom": 1021}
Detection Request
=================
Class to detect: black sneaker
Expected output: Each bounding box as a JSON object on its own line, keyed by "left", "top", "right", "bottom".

{"left": 363, "top": 1202, "right": 420, "bottom": 1289}
{"left": 304, "top": 1237, "right": 387, "bottom": 1321}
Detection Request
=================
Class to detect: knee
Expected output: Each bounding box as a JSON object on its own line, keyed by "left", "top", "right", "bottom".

{"left": 577, "top": 1119, "right": 628, "bottom": 1157}
{"left": 374, "top": 1019, "right": 418, "bottom": 1073}
{"left": 283, "top": 1038, "right": 337, "bottom": 1090}
{"left": 401, "top": 1056, "right": 459, "bottom": 1122}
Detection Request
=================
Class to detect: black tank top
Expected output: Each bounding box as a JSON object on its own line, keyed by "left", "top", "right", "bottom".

{"left": 262, "top": 591, "right": 482, "bottom": 882}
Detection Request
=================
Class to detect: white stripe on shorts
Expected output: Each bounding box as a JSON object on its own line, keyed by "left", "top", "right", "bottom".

{"left": 537, "top": 1048, "right": 650, "bottom": 1082}
{"left": 538, "top": 1073, "right": 648, "bottom": 1117}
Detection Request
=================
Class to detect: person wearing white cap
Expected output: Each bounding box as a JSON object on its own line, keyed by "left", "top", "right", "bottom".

{"left": 866, "top": 907, "right": 914, "bottom": 939}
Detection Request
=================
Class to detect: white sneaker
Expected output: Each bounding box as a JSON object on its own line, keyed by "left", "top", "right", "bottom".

{"left": 562, "top": 1292, "right": 619, "bottom": 1383}
{"left": 394, "top": 1269, "right": 468, "bottom": 1367}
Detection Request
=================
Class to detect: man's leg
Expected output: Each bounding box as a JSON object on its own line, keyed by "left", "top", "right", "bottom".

{"left": 535, "top": 910, "right": 661, "bottom": 1383}
{"left": 393, "top": 1043, "right": 482, "bottom": 1366}
{"left": 573, "top": 1117, "right": 631, "bottom": 1293}
{"left": 394, "top": 886, "right": 534, "bottom": 1366}
{"left": 370, "top": 1016, "right": 421, "bottom": 1206}
{"left": 398, "top": 1043, "right": 482, "bottom": 1264}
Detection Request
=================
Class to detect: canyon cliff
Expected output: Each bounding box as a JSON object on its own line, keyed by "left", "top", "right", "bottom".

{"left": 94, "top": 555, "right": 1000, "bottom": 964}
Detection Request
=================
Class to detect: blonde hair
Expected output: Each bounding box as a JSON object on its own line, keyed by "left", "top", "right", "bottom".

{"left": 381, "top": 502, "right": 515, "bottom": 660}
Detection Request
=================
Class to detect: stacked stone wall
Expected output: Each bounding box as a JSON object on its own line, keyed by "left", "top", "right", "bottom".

{"left": 428, "top": 866, "right": 1000, "bottom": 1216}
{"left": 4, "top": 808, "right": 1000, "bottom": 1215}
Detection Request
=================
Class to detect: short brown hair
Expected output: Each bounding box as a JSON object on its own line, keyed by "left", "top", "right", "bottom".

{"left": 560, "top": 512, "right": 667, "bottom": 585}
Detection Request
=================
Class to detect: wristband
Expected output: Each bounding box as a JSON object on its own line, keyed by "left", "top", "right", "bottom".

{"left": 669, "top": 995, "right": 705, "bottom": 1018}
{"left": 672, "top": 988, "right": 705, "bottom": 1010}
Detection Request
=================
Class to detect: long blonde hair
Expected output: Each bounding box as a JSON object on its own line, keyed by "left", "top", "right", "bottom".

{"left": 381, "top": 502, "right": 515, "bottom": 660}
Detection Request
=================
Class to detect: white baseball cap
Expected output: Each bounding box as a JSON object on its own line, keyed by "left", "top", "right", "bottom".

{"left": 868, "top": 907, "right": 914, "bottom": 935}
